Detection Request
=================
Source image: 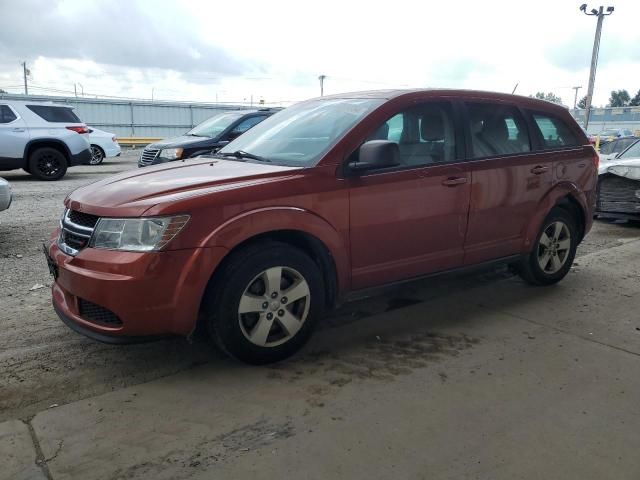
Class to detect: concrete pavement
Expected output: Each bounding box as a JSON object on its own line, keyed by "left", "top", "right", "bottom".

{"left": 2, "top": 239, "right": 639, "bottom": 480}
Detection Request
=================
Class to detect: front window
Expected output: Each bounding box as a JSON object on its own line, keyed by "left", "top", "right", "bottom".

{"left": 217, "top": 98, "right": 384, "bottom": 166}
{"left": 188, "top": 112, "right": 244, "bottom": 138}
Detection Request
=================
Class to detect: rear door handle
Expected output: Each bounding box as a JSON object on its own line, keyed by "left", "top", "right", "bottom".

{"left": 531, "top": 165, "right": 549, "bottom": 175}
{"left": 442, "top": 177, "right": 468, "bottom": 186}
{"left": 12, "top": 128, "right": 26, "bottom": 133}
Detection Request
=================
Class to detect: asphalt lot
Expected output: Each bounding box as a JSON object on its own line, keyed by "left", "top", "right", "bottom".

{"left": 1, "top": 150, "right": 640, "bottom": 479}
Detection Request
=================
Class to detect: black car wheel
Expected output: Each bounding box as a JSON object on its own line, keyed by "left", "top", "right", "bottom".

{"left": 28, "top": 147, "right": 68, "bottom": 181}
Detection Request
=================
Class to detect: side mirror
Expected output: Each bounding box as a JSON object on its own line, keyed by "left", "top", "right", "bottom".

{"left": 348, "top": 140, "right": 400, "bottom": 174}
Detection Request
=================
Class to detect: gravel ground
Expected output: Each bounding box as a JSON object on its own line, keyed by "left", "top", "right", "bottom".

{"left": 1, "top": 151, "right": 638, "bottom": 422}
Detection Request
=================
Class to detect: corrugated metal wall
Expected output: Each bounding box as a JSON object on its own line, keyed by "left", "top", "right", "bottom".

{"left": 569, "top": 106, "right": 640, "bottom": 134}
{"left": 0, "top": 93, "right": 256, "bottom": 138}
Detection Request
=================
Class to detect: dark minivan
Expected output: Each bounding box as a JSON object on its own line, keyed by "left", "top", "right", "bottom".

{"left": 138, "top": 108, "right": 280, "bottom": 167}
{"left": 49, "top": 89, "right": 597, "bottom": 364}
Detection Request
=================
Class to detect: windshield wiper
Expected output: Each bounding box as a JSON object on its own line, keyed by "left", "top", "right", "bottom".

{"left": 185, "top": 133, "right": 205, "bottom": 137}
{"left": 220, "top": 150, "right": 271, "bottom": 162}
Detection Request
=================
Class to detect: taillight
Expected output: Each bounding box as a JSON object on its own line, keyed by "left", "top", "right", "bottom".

{"left": 66, "top": 126, "right": 89, "bottom": 134}
{"left": 591, "top": 147, "right": 599, "bottom": 169}
{"left": 112, "top": 136, "right": 117, "bottom": 142}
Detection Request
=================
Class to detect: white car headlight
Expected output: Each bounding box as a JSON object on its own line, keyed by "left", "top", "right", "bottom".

{"left": 90, "top": 215, "right": 190, "bottom": 252}
{"left": 158, "top": 148, "right": 184, "bottom": 161}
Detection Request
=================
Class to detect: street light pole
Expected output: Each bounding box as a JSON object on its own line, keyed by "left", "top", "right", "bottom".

{"left": 580, "top": 4, "right": 614, "bottom": 129}
{"left": 572, "top": 86, "right": 582, "bottom": 109}
{"left": 318, "top": 75, "right": 326, "bottom": 97}
{"left": 21, "top": 62, "right": 29, "bottom": 95}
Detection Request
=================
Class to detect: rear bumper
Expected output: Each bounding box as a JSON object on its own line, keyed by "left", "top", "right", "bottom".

{"left": 70, "top": 147, "right": 92, "bottom": 166}
{"left": 47, "top": 239, "right": 228, "bottom": 340}
{"left": 104, "top": 143, "right": 121, "bottom": 158}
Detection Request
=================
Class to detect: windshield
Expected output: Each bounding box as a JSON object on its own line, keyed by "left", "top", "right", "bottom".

{"left": 217, "top": 98, "right": 384, "bottom": 166}
{"left": 619, "top": 140, "right": 640, "bottom": 159}
{"left": 188, "top": 112, "right": 244, "bottom": 138}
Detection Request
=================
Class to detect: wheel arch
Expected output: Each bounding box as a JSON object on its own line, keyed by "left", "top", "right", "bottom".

{"left": 199, "top": 207, "right": 349, "bottom": 308}
{"left": 523, "top": 182, "right": 590, "bottom": 251}
{"left": 24, "top": 139, "right": 71, "bottom": 162}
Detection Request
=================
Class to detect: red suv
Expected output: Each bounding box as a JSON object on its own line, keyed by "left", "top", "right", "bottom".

{"left": 45, "top": 90, "right": 597, "bottom": 364}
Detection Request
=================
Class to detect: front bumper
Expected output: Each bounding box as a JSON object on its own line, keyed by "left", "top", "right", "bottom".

{"left": 46, "top": 238, "right": 228, "bottom": 340}
{"left": 70, "top": 147, "right": 92, "bottom": 166}
{"left": 596, "top": 174, "right": 640, "bottom": 219}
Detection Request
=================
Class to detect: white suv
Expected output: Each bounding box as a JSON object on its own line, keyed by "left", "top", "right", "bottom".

{"left": 0, "top": 101, "right": 92, "bottom": 180}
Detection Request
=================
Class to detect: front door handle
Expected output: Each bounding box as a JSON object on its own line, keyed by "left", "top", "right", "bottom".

{"left": 12, "top": 128, "right": 26, "bottom": 133}
{"left": 442, "top": 177, "right": 468, "bottom": 186}
{"left": 531, "top": 165, "right": 549, "bottom": 175}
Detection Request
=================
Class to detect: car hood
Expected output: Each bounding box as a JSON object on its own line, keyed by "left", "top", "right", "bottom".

{"left": 66, "top": 158, "right": 303, "bottom": 216}
{"left": 148, "top": 135, "right": 218, "bottom": 149}
{"left": 599, "top": 157, "right": 640, "bottom": 180}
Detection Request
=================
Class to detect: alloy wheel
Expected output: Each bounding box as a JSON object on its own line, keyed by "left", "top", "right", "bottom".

{"left": 90, "top": 146, "right": 104, "bottom": 165}
{"left": 238, "top": 266, "right": 311, "bottom": 347}
{"left": 37, "top": 152, "right": 63, "bottom": 178}
{"left": 537, "top": 221, "right": 571, "bottom": 274}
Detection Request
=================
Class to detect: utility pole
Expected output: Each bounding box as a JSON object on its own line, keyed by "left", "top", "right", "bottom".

{"left": 580, "top": 4, "right": 614, "bottom": 129}
{"left": 74, "top": 84, "right": 77, "bottom": 98}
{"left": 318, "top": 75, "right": 326, "bottom": 97}
{"left": 572, "top": 86, "right": 582, "bottom": 109}
{"left": 21, "top": 61, "right": 29, "bottom": 95}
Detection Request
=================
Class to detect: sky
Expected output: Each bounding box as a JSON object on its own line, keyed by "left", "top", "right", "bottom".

{"left": 1, "top": 0, "right": 639, "bottom": 107}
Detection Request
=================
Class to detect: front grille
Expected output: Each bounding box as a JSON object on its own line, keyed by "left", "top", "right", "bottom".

{"left": 62, "top": 230, "right": 88, "bottom": 250}
{"left": 68, "top": 210, "right": 99, "bottom": 229}
{"left": 58, "top": 209, "right": 99, "bottom": 256}
{"left": 597, "top": 174, "right": 640, "bottom": 214}
{"left": 139, "top": 148, "right": 160, "bottom": 166}
{"left": 78, "top": 299, "right": 122, "bottom": 326}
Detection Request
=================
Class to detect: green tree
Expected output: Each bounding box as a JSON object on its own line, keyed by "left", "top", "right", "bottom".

{"left": 0, "top": 88, "right": 6, "bottom": 94}
{"left": 532, "top": 91, "right": 563, "bottom": 104}
{"left": 577, "top": 95, "right": 588, "bottom": 109}
{"left": 630, "top": 89, "right": 640, "bottom": 107}
{"left": 608, "top": 89, "right": 630, "bottom": 107}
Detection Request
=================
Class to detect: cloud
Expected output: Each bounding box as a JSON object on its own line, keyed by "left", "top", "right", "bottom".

{"left": 0, "top": 0, "right": 252, "bottom": 76}
{"left": 547, "top": 31, "right": 640, "bottom": 72}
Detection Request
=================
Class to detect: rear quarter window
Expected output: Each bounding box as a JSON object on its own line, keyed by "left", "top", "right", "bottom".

{"left": 26, "top": 105, "right": 82, "bottom": 123}
{"left": 0, "top": 105, "right": 17, "bottom": 123}
{"left": 530, "top": 112, "right": 580, "bottom": 149}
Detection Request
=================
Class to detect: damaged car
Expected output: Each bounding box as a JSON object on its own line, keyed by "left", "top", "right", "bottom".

{"left": 597, "top": 139, "right": 640, "bottom": 221}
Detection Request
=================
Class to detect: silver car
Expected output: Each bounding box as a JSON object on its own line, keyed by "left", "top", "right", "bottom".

{"left": 0, "top": 178, "right": 11, "bottom": 212}
{"left": 0, "top": 101, "right": 92, "bottom": 180}
{"left": 597, "top": 139, "right": 640, "bottom": 220}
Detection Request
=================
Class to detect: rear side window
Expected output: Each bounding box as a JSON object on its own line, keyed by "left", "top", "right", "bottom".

{"left": 465, "top": 103, "right": 531, "bottom": 158}
{"left": 0, "top": 105, "right": 17, "bottom": 123}
{"left": 531, "top": 113, "right": 579, "bottom": 149}
{"left": 26, "top": 105, "right": 81, "bottom": 123}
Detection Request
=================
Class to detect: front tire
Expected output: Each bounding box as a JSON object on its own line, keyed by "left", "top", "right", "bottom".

{"left": 28, "top": 147, "right": 68, "bottom": 181}
{"left": 89, "top": 145, "right": 105, "bottom": 165}
{"left": 519, "top": 207, "right": 578, "bottom": 286}
{"left": 204, "top": 242, "right": 324, "bottom": 364}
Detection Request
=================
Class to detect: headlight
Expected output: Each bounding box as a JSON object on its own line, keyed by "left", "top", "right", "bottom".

{"left": 90, "top": 215, "right": 190, "bottom": 252}
{"left": 158, "top": 148, "right": 184, "bottom": 161}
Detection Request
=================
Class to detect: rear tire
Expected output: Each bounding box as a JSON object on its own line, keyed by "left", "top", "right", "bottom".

{"left": 203, "top": 241, "right": 324, "bottom": 364}
{"left": 28, "top": 147, "right": 68, "bottom": 181}
{"left": 89, "top": 145, "right": 105, "bottom": 165}
{"left": 519, "top": 207, "right": 578, "bottom": 286}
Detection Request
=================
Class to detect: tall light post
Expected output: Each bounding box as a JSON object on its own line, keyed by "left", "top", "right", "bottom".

{"left": 580, "top": 4, "right": 614, "bottom": 129}
{"left": 318, "top": 75, "right": 326, "bottom": 97}
{"left": 572, "top": 85, "right": 582, "bottom": 109}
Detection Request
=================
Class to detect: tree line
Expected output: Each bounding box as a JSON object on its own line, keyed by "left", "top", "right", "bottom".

{"left": 530, "top": 90, "right": 640, "bottom": 108}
